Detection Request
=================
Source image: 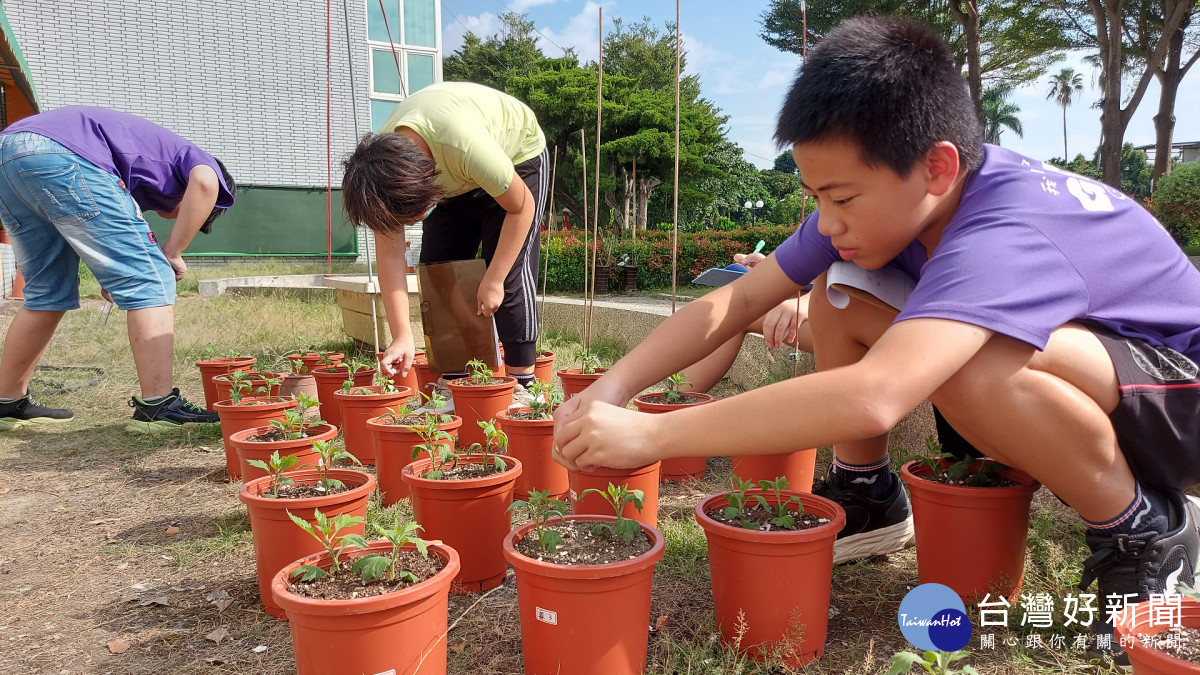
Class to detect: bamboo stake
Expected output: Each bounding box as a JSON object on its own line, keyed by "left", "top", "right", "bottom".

{"left": 587, "top": 6, "right": 603, "bottom": 354}
{"left": 538, "top": 147, "right": 558, "bottom": 340}
{"left": 580, "top": 129, "right": 590, "bottom": 354}
{"left": 631, "top": 155, "right": 637, "bottom": 241}
{"left": 671, "top": 0, "right": 681, "bottom": 314}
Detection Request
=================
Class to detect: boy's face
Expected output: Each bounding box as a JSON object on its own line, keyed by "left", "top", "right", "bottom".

{"left": 794, "top": 136, "right": 948, "bottom": 270}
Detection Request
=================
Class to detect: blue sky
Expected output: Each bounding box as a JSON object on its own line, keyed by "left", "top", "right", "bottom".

{"left": 439, "top": 0, "right": 1200, "bottom": 170}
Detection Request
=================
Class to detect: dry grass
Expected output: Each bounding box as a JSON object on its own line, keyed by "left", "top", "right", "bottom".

{"left": 0, "top": 273, "right": 1125, "bottom": 674}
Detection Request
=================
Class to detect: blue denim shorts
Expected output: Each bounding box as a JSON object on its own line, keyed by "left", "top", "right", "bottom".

{"left": 0, "top": 131, "right": 174, "bottom": 310}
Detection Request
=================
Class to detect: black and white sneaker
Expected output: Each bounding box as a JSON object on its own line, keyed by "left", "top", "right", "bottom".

{"left": 126, "top": 388, "right": 220, "bottom": 433}
{"left": 812, "top": 471, "right": 915, "bottom": 564}
{"left": 0, "top": 390, "right": 74, "bottom": 430}
{"left": 1079, "top": 490, "right": 1200, "bottom": 664}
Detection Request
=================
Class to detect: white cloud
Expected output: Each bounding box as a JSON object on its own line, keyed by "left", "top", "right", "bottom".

{"left": 680, "top": 32, "right": 724, "bottom": 73}
{"left": 535, "top": 1, "right": 612, "bottom": 61}
{"left": 508, "top": 0, "right": 559, "bottom": 11}
{"left": 756, "top": 67, "right": 794, "bottom": 89}
{"left": 442, "top": 11, "right": 501, "bottom": 55}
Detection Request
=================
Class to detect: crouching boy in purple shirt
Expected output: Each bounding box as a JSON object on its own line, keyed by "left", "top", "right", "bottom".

{"left": 0, "top": 106, "right": 236, "bottom": 432}
{"left": 552, "top": 16, "right": 1200, "bottom": 661}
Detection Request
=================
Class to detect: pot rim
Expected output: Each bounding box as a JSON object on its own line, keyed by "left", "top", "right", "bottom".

{"left": 213, "top": 395, "right": 296, "bottom": 410}
{"left": 331, "top": 386, "right": 414, "bottom": 401}
{"left": 1114, "top": 596, "right": 1200, "bottom": 669}
{"left": 402, "top": 454, "right": 523, "bottom": 488}
{"left": 445, "top": 376, "right": 518, "bottom": 392}
{"left": 572, "top": 462, "right": 660, "bottom": 479}
{"left": 556, "top": 368, "right": 608, "bottom": 378}
{"left": 196, "top": 356, "right": 257, "bottom": 367}
{"left": 366, "top": 413, "right": 462, "bottom": 433}
{"left": 212, "top": 370, "right": 284, "bottom": 383}
{"left": 503, "top": 514, "right": 665, "bottom": 577}
{"left": 229, "top": 423, "right": 338, "bottom": 445}
{"left": 695, "top": 489, "right": 846, "bottom": 543}
{"left": 270, "top": 540, "right": 460, "bottom": 615}
{"left": 495, "top": 407, "right": 555, "bottom": 427}
{"left": 238, "top": 468, "right": 377, "bottom": 507}
{"left": 632, "top": 392, "right": 716, "bottom": 411}
{"left": 900, "top": 459, "right": 1040, "bottom": 496}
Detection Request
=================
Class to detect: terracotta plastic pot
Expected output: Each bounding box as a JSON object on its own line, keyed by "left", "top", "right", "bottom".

{"left": 557, "top": 368, "right": 606, "bottom": 399}
{"left": 497, "top": 407, "right": 567, "bottom": 502}
{"left": 402, "top": 455, "right": 522, "bottom": 594}
{"left": 272, "top": 539, "right": 459, "bottom": 675}
{"left": 446, "top": 376, "right": 516, "bottom": 452}
{"left": 278, "top": 373, "right": 318, "bottom": 402}
{"left": 332, "top": 385, "right": 413, "bottom": 465}
{"left": 376, "top": 350, "right": 423, "bottom": 396}
{"left": 213, "top": 396, "right": 296, "bottom": 480}
{"left": 534, "top": 351, "right": 556, "bottom": 383}
{"left": 569, "top": 463, "right": 661, "bottom": 528}
{"left": 901, "top": 460, "right": 1039, "bottom": 603}
{"left": 731, "top": 448, "right": 818, "bottom": 492}
{"left": 496, "top": 345, "right": 507, "bottom": 377}
{"left": 212, "top": 371, "right": 283, "bottom": 406}
{"left": 311, "top": 366, "right": 377, "bottom": 429}
{"left": 231, "top": 423, "right": 338, "bottom": 482}
{"left": 368, "top": 415, "right": 462, "bottom": 505}
{"left": 290, "top": 352, "right": 343, "bottom": 374}
{"left": 196, "top": 356, "right": 257, "bottom": 410}
{"left": 696, "top": 490, "right": 846, "bottom": 668}
{"left": 239, "top": 468, "right": 375, "bottom": 618}
{"left": 503, "top": 515, "right": 665, "bottom": 675}
{"left": 1114, "top": 597, "right": 1200, "bottom": 674}
{"left": 413, "top": 358, "right": 438, "bottom": 398}
{"left": 633, "top": 392, "right": 715, "bottom": 482}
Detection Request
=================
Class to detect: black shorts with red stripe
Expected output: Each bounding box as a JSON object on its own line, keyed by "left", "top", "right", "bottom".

{"left": 1088, "top": 322, "right": 1200, "bottom": 491}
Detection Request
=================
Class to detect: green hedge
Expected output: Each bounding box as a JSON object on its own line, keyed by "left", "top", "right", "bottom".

{"left": 539, "top": 225, "right": 797, "bottom": 292}
{"left": 1153, "top": 162, "right": 1200, "bottom": 248}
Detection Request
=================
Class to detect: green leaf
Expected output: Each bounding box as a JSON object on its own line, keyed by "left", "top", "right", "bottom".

{"left": 771, "top": 515, "right": 795, "bottom": 529}
{"left": 396, "top": 570, "right": 418, "bottom": 583}
{"left": 287, "top": 511, "right": 317, "bottom": 537}
{"left": 615, "top": 518, "right": 641, "bottom": 543}
{"left": 886, "top": 651, "right": 930, "bottom": 675}
{"left": 341, "top": 534, "right": 369, "bottom": 551}
{"left": 247, "top": 459, "right": 269, "bottom": 471}
{"left": 352, "top": 553, "right": 393, "bottom": 585}
{"left": 290, "top": 564, "right": 329, "bottom": 583}
{"left": 540, "top": 529, "right": 562, "bottom": 554}
{"left": 722, "top": 506, "right": 741, "bottom": 521}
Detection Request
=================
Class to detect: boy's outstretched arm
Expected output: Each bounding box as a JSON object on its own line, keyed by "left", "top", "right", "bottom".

{"left": 554, "top": 317, "right": 993, "bottom": 472}
{"left": 553, "top": 254, "right": 802, "bottom": 427}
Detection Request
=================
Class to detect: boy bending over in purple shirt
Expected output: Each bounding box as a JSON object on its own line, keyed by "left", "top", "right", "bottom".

{"left": 552, "top": 16, "right": 1200, "bottom": 660}
{"left": 0, "top": 106, "right": 236, "bottom": 433}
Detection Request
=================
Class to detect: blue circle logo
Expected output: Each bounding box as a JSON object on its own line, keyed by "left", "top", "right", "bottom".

{"left": 897, "top": 583, "right": 972, "bottom": 652}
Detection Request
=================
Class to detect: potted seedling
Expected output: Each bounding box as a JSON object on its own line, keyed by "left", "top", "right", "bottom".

{"left": 375, "top": 348, "right": 424, "bottom": 396}
{"left": 195, "top": 351, "right": 257, "bottom": 410}
{"left": 557, "top": 351, "right": 608, "bottom": 399}
{"left": 900, "top": 436, "right": 1040, "bottom": 602}
{"left": 632, "top": 371, "right": 716, "bottom": 482}
{"left": 289, "top": 348, "right": 345, "bottom": 375}
{"left": 695, "top": 474, "right": 846, "bottom": 668}
{"left": 238, "top": 442, "right": 376, "bottom": 618}
{"left": 332, "top": 368, "right": 413, "bottom": 466}
{"left": 502, "top": 482, "right": 665, "bottom": 675}
{"left": 271, "top": 510, "right": 459, "bottom": 675}
{"left": 366, "top": 391, "right": 462, "bottom": 505}
{"left": 497, "top": 378, "right": 568, "bottom": 501}
{"left": 1114, "top": 583, "right": 1200, "bottom": 672}
{"left": 212, "top": 373, "right": 294, "bottom": 480}
{"left": 401, "top": 414, "right": 522, "bottom": 593}
{"left": 212, "top": 368, "right": 283, "bottom": 405}
{"left": 312, "top": 356, "right": 376, "bottom": 429}
{"left": 230, "top": 393, "right": 337, "bottom": 482}
{"left": 533, "top": 345, "right": 557, "bottom": 383}
{"left": 445, "top": 358, "right": 516, "bottom": 452}
{"left": 887, "top": 649, "right": 979, "bottom": 675}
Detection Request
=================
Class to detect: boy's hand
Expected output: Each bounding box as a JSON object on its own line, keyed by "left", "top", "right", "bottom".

{"left": 733, "top": 251, "right": 766, "bottom": 268}
{"left": 553, "top": 400, "right": 663, "bottom": 472}
{"left": 552, "top": 373, "right": 629, "bottom": 436}
{"left": 763, "top": 294, "right": 808, "bottom": 349}
{"left": 379, "top": 335, "right": 417, "bottom": 378}
{"left": 477, "top": 276, "right": 504, "bottom": 317}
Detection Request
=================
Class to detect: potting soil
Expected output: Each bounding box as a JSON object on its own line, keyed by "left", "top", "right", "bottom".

{"left": 285, "top": 550, "right": 446, "bottom": 601}
{"left": 514, "top": 520, "right": 653, "bottom": 564}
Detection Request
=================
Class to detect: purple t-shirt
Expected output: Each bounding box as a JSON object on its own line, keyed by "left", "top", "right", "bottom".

{"left": 775, "top": 145, "right": 1200, "bottom": 361}
{"left": 2, "top": 106, "right": 234, "bottom": 214}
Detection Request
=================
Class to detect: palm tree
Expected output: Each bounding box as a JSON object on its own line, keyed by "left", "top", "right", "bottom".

{"left": 1047, "top": 68, "right": 1084, "bottom": 160}
{"left": 982, "top": 86, "right": 1023, "bottom": 146}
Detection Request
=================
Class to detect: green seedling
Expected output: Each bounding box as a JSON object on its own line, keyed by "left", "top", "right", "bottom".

{"left": 246, "top": 450, "right": 307, "bottom": 498}
{"left": 722, "top": 474, "right": 762, "bottom": 530}
{"left": 289, "top": 357, "right": 307, "bottom": 374}
{"left": 466, "top": 419, "right": 508, "bottom": 473}
{"left": 905, "top": 436, "right": 1009, "bottom": 487}
{"left": 580, "top": 352, "right": 602, "bottom": 375}
{"left": 662, "top": 372, "right": 691, "bottom": 403}
{"left": 339, "top": 357, "right": 374, "bottom": 393}
{"left": 466, "top": 358, "right": 494, "bottom": 384}
{"left": 525, "top": 379, "right": 562, "bottom": 420}
{"left": 887, "top": 648, "right": 978, "bottom": 675}
{"left": 254, "top": 375, "right": 283, "bottom": 398}
{"left": 509, "top": 488, "right": 568, "bottom": 554}
{"left": 755, "top": 476, "right": 804, "bottom": 529}
{"left": 199, "top": 343, "right": 218, "bottom": 361}
{"left": 344, "top": 517, "right": 437, "bottom": 585}
{"left": 580, "top": 483, "right": 645, "bottom": 544}
{"left": 271, "top": 393, "right": 324, "bottom": 439}
{"left": 377, "top": 390, "right": 446, "bottom": 425}
{"left": 287, "top": 508, "right": 364, "bottom": 582}
{"left": 409, "top": 400, "right": 457, "bottom": 480}
{"left": 373, "top": 369, "right": 399, "bottom": 393}
{"left": 225, "top": 369, "right": 255, "bottom": 405}
{"left": 316, "top": 350, "right": 340, "bottom": 368}
{"left": 311, "top": 439, "right": 362, "bottom": 493}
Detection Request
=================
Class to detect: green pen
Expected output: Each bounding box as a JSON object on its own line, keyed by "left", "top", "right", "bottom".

{"left": 753, "top": 240, "right": 766, "bottom": 255}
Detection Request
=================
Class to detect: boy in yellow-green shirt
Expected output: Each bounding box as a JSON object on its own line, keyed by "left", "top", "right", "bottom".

{"left": 342, "top": 82, "right": 548, "bottom": 386}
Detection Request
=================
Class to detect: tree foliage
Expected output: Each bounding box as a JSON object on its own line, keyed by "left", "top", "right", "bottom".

{"left": 981, "top": 85, "right": 1023, "bottom": 145}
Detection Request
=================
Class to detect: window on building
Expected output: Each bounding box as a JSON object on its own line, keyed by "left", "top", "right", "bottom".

{"left": 368, "top": 0, "right": 440, "bottom": 132}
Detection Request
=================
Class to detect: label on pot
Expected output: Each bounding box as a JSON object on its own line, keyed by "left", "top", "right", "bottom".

{"left": 371, "top": 670, "right": 397, "bottom": 675}
{"left": 535, "top": 607, "right": 558, "bottom": 626}
{"left": 569, "top": 489, "right": 578, "bottom": 501}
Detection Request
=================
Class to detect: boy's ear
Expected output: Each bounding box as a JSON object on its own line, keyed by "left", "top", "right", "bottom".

{"left": 923, "top": 141, "right": 962, "bottom": 197}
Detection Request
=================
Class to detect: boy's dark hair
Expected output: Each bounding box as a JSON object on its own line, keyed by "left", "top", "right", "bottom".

{"left": 342, "top": 132, "right": 444, "bottom": 234}
{"left": 775, "top": 16, "right": 983, "bottom": 176}
{"left": 200, "top": 158, "right": 236, "bottom": 234}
